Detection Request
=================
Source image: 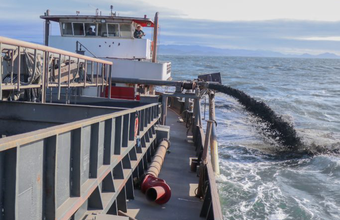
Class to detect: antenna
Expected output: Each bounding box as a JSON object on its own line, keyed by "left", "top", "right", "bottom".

{"left": 110, "top": 5, "right": 113, "bottom": 16}
{"left": 76, "top": 11, "right": 80, "bottom": 15}
{"left": 87, "top": 4, "right": 99, "bottom": 15}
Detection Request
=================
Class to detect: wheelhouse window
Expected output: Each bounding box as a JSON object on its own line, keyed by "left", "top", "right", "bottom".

{"left": 59, "top": 21, "right": 134, "bottom": 38}
{"left": 73, "top": 23, "right": 84, "bottom": 36}
{"left": 85, "top": 23, "right": 96, "bottom": 36}
{"left": 98, "top": 23, "right": 108, "bottom": 37}
{"left": 108, "top": 24, "right": 119, "bottom": 37}
{"left": 120, "top": 24, "right": 132, "bottom": 38}
{"left": 62, "top": 23, "right": 73, "bottom": 35}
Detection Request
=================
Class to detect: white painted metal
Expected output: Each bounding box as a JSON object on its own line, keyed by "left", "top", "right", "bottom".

{"left": 82, "top": 87, "right": 98, "bottom": 97}
{"left": 106, "top": 58, "right": 171, "bottom": 81}
{"left": 49, "top": 36, "right": 151, "bottom": 59}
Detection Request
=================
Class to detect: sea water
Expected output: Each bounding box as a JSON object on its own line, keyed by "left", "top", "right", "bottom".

{"left": 159, "top": 55, "right": 340, "bottom": 220}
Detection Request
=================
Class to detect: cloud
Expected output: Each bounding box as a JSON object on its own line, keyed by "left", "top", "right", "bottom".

{"left": 140, "top": 0, "right": 340, "bottom": 22}
{"left": 157, "top": 18, "right": 340, "bottom": 54}
{"left": 71, "top": 0, "right": 183, "bottom": 18}
{"left": 293, "top": 36, "right": 340, "bottom": 41}
{"left": 2, "top": 0, "right": 340, "bottom": 55}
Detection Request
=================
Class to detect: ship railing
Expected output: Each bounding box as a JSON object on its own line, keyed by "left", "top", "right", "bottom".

{"left": 168, "top": 95, "right": 223, "bottom": 220}
{"left": 0, "top": 36, "right": 113, "bottom": 102}
{"left": 0, "top": 100, "right": 161, "bottom": 220}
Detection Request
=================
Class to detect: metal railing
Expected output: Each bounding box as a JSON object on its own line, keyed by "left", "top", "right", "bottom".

{"left": 0, "top": 102, "right": 161, "bottom": 220}
{"left": 0, "top": 36, "right": 113, "bottom": 102}
{"left": 168, "top": 95, "right": 223, "bottom": 220}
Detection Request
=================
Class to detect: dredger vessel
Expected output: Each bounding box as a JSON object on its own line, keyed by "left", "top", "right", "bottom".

{"left": 0, "top": 8, "right": 223, "bottom": 220}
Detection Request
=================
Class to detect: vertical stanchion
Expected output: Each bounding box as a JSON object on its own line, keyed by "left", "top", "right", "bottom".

{"left": 194, "top": 96, "right": 202, "bottom": 128}
{"left": 102, "top": 64, "right": 105, "bottom": 93}
{"left": 68, "top": 56, "right": 71, "bottom": 88}
{"left": 108, "top": 65, "right": 112, "bottom": 99}
{"left": 91, "top": 61, "right": 94, "bottom": 84}
{"left": 96, "top": 62, "right": 99, "bottom": 87}
{"left": 83, "top": 60, "right": 87, "bottom": 87}
{"left": 17, "top": 46, "right": 21, "bottom": 91}
{"left": 75, "top": 58, "right": 80, "bottom": 99}
{"left": 10, "top": 49, "right": 14, "bottom": 84}
{"left": 43, "top": 51, "right": 50, "bottom": 103}
{"left": 33, "top": 49, "right": 37, "bottom": 79}
{"left": 76, "top": 58, "right": 80, "bottom": 82}
{"left": 67, "top": 56, "right": 71, "bottom": 103}
{"left": 201, "top": 120, "right": 213, "bottom": 165}
{"left": 41, "top": 51, "right": 46, "bottom": 103}
{"left": 161, "top": 95, "right": 168, "bottom": 125}
{"left": 105, "top": 64, "right": 109, "bottom": 84}
{"left": 32, "top": 49, "right": 37, "bottom": 102}
{"left": 209, "top": 91, "right": 220, "bottom": 175}
{"left": 57, "top": 54, "right": 62, "bottom": 100}
{"left": 0, "top": 43, "right": 2, "bottom": 101}
{"left": 49, "top": 54, "right": 53, "bottom": 103}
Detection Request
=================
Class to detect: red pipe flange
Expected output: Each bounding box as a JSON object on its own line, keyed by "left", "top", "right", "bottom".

{"left": 141, "top": 174, "right": 171, "bottom": 204}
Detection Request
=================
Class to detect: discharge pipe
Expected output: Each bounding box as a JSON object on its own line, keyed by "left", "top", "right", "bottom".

{"left": 141, "top": 139, "right": 171, "bottom": 204}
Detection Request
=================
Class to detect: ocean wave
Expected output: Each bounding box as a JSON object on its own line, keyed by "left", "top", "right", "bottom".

{"left": 166, "top": 55, "right": 340, "bottom": 220}
{"left": 218, "top": 145, "right": 340, "bottom": 220}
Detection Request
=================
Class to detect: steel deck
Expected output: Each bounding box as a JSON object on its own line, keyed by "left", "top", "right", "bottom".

{"left": 127, "top": 109, "right": 204, "bottom": 219}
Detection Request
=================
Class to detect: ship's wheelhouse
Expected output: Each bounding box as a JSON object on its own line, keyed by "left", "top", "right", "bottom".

{"left": 40, "top": 15, "right": 155, "bottom": 59}
{"left": 60, "top": 20, "right": 135, "bottom": 38}
{"left": 41, "top": 13, "right": 171, "bottom": 83}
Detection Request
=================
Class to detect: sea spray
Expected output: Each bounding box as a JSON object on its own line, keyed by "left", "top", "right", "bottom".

{"left": 208, "top": 83, "right": 302, "bottom": 149}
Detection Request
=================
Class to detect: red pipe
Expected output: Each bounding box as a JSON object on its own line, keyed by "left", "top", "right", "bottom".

{"left": 141, "top": 174, "right": 171, "bottom": 204}
{"left": 140, "top": 139, "right": 171, "bottom": 204}
{"left": 146, "top": 186, "right": 165, "bottom": 201}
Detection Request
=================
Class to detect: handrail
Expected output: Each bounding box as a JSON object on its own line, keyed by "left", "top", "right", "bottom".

{"left": 206, "top": 154, "right": 224, "bottom": 220}
{"left": 168, "top": 96, "right": 223, "bottom": 220}
{"left": 0, "top": 36, "right": 113, "bottom": 102}
{"left": 199, "top": 124, "right": 223, "bottom": 220}
{"left": 0, "top": 102, "right": 160, "bottom": 151}
{"left": 0, "top": 36, "right": 112, "bottom": 65}
{"left": 0, "top": 101, "right": 161, "bottom": 220}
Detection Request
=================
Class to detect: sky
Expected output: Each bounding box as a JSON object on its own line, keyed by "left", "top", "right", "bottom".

{"left": 1, "top": 0, "right": 340, "bottom": 55}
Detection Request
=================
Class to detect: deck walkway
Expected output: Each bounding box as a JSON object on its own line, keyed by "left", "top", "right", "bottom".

{"left": 127, "top": 109, "right": 204, "bottom": 220}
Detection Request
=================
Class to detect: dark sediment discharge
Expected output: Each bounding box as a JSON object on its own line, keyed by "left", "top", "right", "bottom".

{"left": 208, "top": 83, "right": 303, "bottom": 150}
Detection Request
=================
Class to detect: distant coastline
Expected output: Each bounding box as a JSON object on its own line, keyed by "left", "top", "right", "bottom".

{"left": 158, "top": 45, "right": 340, "bottom": 59}
{"left": 26, "top": 40, "right": 340, "bottom": 59}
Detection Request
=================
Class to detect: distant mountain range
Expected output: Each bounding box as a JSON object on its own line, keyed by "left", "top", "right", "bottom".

{"left": 158, "top": 45, "right": 340, "bottom": 59}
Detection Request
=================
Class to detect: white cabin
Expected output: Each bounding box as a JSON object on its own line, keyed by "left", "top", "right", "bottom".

{"left": 40, "top": 14, "right": 171, "bottom": 81}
